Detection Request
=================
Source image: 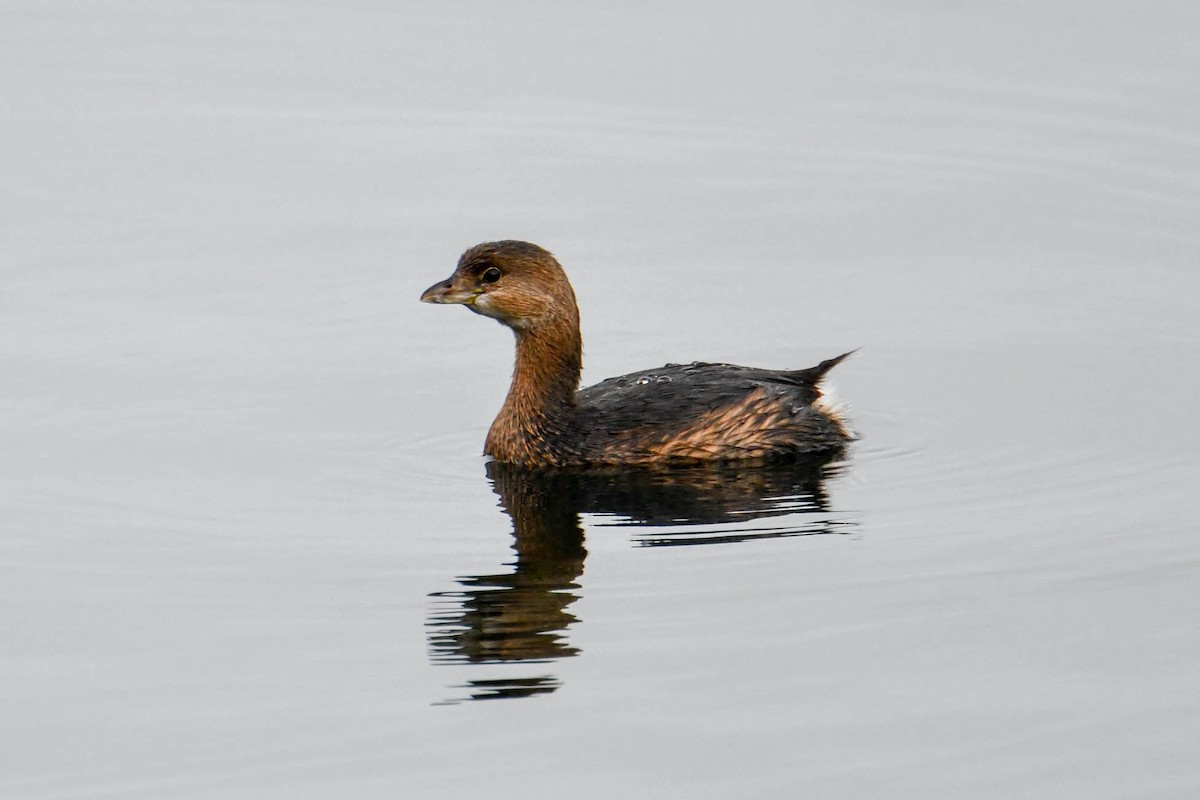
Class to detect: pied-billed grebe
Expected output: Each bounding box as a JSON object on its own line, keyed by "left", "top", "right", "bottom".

{"left": 421, "top": 241, "right": 853, "bottom": 467}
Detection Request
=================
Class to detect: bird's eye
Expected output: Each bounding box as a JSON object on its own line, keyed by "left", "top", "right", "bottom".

{"left": 481, "top": 267, "right": 502, "bottom": 284}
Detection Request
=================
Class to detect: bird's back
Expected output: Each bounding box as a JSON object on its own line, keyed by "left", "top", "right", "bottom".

{"left": 573, "top": 354, "right": 853, "bottom": 464}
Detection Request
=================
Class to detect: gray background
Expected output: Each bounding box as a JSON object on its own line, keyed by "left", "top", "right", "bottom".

{"left": 4, "top": 2, "right": 1199, "bottom": 798}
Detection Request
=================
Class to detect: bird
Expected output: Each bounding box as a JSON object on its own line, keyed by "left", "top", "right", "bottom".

{"left": 421, "top": 240, "right": 853, "bottom": 468}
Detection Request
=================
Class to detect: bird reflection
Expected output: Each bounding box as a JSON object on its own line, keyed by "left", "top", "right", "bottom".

{"left": 428, "top": 453, "right": 851, "bottom": 704}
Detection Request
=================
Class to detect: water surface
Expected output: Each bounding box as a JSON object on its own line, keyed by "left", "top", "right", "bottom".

{"left": 4, "top": 2, "right": 1200, "bottom": 798}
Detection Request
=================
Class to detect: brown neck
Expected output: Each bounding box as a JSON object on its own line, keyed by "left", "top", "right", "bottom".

{"left": 486, "top": 313, "right": 583, "bottom": 465}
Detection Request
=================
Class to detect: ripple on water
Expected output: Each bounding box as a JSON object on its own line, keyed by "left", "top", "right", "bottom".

{"left": 376, "top": 427, "right": 486, "bottom": 487}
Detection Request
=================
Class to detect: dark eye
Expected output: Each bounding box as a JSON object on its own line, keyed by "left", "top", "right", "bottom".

{"left": 481, "top": 267, "right": 502, "bottom": 284}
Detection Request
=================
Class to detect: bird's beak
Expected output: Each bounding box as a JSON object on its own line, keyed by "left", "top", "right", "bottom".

{"left": 420, "top": 275, "right": 477, "bottom": 305}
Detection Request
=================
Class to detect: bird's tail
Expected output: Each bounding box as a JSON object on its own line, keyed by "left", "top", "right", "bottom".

{"left": 790, "top": 349, "right": 857, "bottom": 386}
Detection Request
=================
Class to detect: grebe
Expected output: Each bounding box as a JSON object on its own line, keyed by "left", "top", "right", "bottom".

{"left": 421, "top": 241, "right": 853, "bottom": 467}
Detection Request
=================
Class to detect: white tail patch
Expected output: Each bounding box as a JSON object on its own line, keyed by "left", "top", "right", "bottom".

{"left": 814, "top": 380, "right": 855, "bottom": 439}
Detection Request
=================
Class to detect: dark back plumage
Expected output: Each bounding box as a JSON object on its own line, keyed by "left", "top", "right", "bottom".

{"left": 573, "top": 353, "right": 854, "bottom": 464}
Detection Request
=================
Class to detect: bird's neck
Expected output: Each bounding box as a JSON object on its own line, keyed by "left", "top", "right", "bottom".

{"left": 486, "top": 314, "right": 582, "bottom": 466}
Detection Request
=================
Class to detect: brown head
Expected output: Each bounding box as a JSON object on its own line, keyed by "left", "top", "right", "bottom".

{"left": 422, "top": 241, "right": 585, "bottom": 465}
{"left": 420, "top": 240, "right": 579, "bottom": 333}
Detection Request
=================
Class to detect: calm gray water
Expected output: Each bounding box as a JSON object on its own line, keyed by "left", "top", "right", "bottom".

{"left": 4, "top": 3, "right": 1200, "bottom": 798}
